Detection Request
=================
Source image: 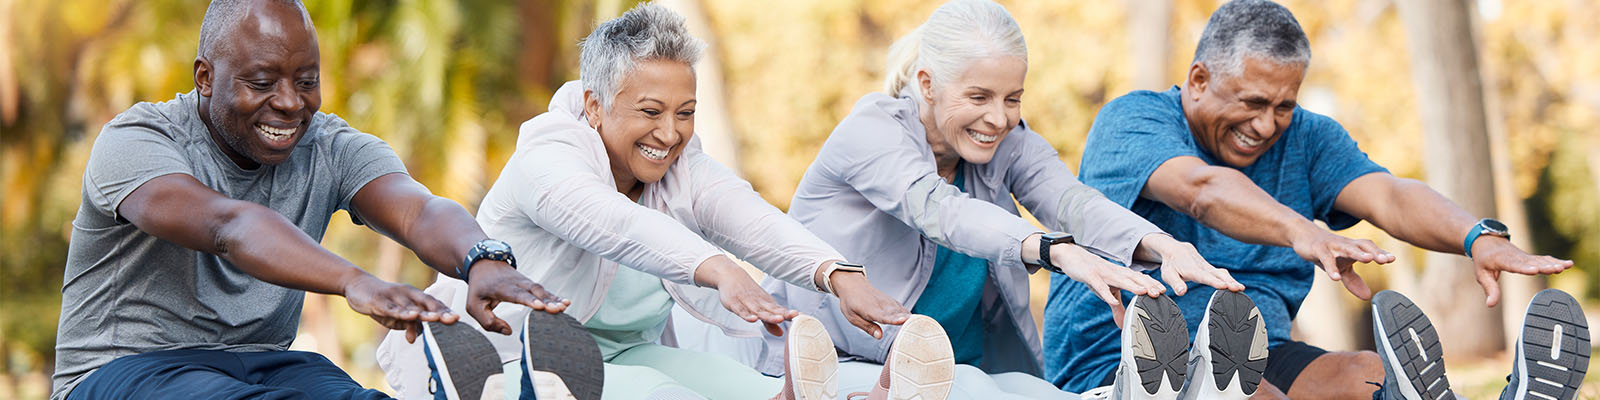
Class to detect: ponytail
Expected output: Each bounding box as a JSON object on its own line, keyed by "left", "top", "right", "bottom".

{"left": 882, "top": 26, "right": 924, "bottom": 95}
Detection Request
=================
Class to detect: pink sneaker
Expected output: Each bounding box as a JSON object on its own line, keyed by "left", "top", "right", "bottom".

{"left": 772, "top": 315, "right": 840, "bottom": 400}
{"left": 847, "top": 315, "right": 954, "bottom": 400}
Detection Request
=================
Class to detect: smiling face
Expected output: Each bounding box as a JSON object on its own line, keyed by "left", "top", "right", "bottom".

{"left": 918, "top": 56, "right": 1027, "bottom": 169}
{"left": 583, "top": 59, "right": 697, "bottom": 197}
{"left": 193, "top": 1, "right": 320, "bottom": 170}
{"left": 1182, "top": 56, "right": 1305, "bottom": 168}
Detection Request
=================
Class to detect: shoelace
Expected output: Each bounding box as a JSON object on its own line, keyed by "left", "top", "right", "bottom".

{"left": 1079, "top": 385, "right": 1114, "bottom": 400}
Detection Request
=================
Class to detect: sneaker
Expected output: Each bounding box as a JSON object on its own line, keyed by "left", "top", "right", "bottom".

{"left": 1114, "top": 293, "right": 1189, "bottom": 400}
{"left": 1371, "top": 290, "right": 1454, "bottom": 400}
{"left": 1179, "top": 290, "right": 1268, "bottom": 399}
{"left": 847, "top": 314, "right": 955, "bottom": 400}
{"left": 1499, "top": 289, "right": 1591, "bottom": 400}
{"left": 520, "top": 311, "right": 604, "bottom": 400}
{"left": 773, "top": 314, "right": 839, "bottom": 400}
{"left": 423, "top": 321, "right": 506, "bottom": 400}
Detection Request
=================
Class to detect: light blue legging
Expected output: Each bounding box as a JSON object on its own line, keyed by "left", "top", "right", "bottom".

{"left": 500, "top": 343, "right": 781, "bottom": 400}
{"left": 833, "top": 361, "right": 1080, "bottom": 400}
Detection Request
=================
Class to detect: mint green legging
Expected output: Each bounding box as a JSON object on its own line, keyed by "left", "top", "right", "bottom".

{"left": 499, "top": 343, "right": 782, "bottom": 400}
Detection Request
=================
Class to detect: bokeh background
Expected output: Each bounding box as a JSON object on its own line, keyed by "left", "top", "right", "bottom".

{"left": 3, "top": 0, "right": 1598, "bottom": 398}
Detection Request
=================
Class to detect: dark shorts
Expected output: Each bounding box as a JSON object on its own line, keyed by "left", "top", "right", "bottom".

{"left": 1098, "top": 340, "right": 1328, "bottom": 392}
{"left": 68, "top": 349, "right": 390, "bottom": 400}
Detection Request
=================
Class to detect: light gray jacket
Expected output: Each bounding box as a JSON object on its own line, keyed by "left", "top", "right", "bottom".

{"left": 760, "top": 90, "right": 1164, "bottom": 376}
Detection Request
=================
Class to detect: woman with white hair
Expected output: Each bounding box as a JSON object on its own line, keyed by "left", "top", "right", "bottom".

{"left": 762, "top": 0, "right": 1246, "bottom": 398}
{"left": 376, "top": 4, "right": 920, "bottom": 399}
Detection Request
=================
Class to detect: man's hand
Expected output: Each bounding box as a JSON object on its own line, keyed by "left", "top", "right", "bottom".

{"left": 1470, "top": 237, "right": 1573, "bottom": 307}
{"left": 342, "top": 274, "right": 458, "bottom": 344}
{"left": 1139, "top": 234, "right": 1244, "bottom": 296}
{"left": 1290, "top": 227, "right": 1395, "bottom": 300}
{"left": 695, "top": 256, "right": 799, "bottom": 336}
{"left": 465, "top": 261, "right": 570, "bottom": 336}
{"left": 829, "top": 271, "right": 910, "bottom": 339}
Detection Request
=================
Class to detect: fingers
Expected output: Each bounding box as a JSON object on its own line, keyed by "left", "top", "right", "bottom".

{"left": 1318, "top": 253, "right": 1342, "bottom": 282}
{"left": 765, "top": 321, "right": 785, "bottom": 337}
{"left": 1349, "top": 239, "right": 1394, "bottom": 264}
{"left": 1338, "top": 261, "right": 1372, "bottom": 300}
{"left": 1213, "top": 268, "right": 1245, "bottom": 292}
{"left": 1110, "top": 300, "right": 1126, "bottom": 329}
{"left": 843, "top": 307, "right": 884, "bottom": 339}
{"left": 1160, "top": 267, "right": 1188, "bottom": 297}
{"left": 1088, "top": 279, "right": 1120, "bottom": 309}
{"left": 466, "top": 297, "right": 512, "bottom": 336}
{"left": 405, "top": 323, "right": 420, "bottom": 344}
{"left": 1476, "top": 267, "right": 1502, "bottom": 307}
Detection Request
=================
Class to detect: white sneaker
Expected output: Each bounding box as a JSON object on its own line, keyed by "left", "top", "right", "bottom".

{"left": 1178, "top": 290, "right": 1268, "bottom": 399}
{"left": 1113, "top": 294, "right": 1189, "bottom": 399}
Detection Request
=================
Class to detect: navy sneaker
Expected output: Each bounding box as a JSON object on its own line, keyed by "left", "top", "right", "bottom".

{"left": 1371, "top": 290, "right": 1454, "bottom": 400}
{"left": 1499, "top": 289, "right": 1591, "bottom": 400}
{"left": 1179, "top": 290, "right": 1268, "bottom": 399}
{"left": 519, "top": 311, "right": 604, "bottom": 400}
{"left": 423, "top": 321, "right": 506, "bottom": 400}
{"left": 1113, "top": 293, "right": 1189, "bottom": 400}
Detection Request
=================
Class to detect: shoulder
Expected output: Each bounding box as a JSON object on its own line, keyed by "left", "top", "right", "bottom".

{"left": 1286, "top": 107, "right": 1350, "bottom": 140}
{"left": 96, "top": 93, "right": 200, "bottom": 147}
{"left": 827, "top": 92, "right": 924, "bottom": 152}
{"left": 1093, "top": 89, "right": 1186, "bottom": 130}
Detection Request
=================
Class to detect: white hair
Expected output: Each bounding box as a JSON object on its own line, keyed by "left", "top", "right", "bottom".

{"left": 882, "top": 0, "right": 1027, "bottom": 95}
{"left": 578, "top": 3, "right": 705, "bottom": 109}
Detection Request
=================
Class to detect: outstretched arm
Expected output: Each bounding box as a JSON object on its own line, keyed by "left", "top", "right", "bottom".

{"left": 1333, "top": 172, "right": 1572, "bottom": 306}
{"left": 349, "top": 173, "right": 569, "bottom": 336}
{"left": 119, "top": 173, "right": 457, "bottom": 342}
{"left": 1143, "top": 156, "right": 1397, "bottom": 299}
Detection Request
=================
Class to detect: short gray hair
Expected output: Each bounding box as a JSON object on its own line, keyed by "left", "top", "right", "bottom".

{"left": 579, "top": 3, "right": 705, "bottom": 109}
{"left": 883, "top": 0, "right": 1027, "bottom": 95}
{"left": 198, "top": 0, "right": 307, "bottom": 59}
{"left": 1191, "top": 0, "right": 1310, "bottom": 78}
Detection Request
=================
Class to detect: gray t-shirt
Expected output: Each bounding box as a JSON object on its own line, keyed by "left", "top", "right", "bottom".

{"left": 51, "top": 91, "right": 407, "bottom": 399}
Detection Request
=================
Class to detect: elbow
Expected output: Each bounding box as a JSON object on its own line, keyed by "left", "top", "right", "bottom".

{"left": 1181, "top": 167, "right": 1233, "bottom": 220}
{"left": 208, "top": 202, "right": 273, "bottom": 256}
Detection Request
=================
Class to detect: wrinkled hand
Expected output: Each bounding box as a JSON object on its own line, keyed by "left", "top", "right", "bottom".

{"left": 465, "top": 261, "right": 569, "bottom": 336}
{"left": 1143, "top": 234, "right": 1243, "bottom": 296}
{"left": 830, "top": 271, "right": 910, "bottom": 339}
{"left": 1470, "top": 237, "right": 1573, "bottom": 307}
{"left": 1291, "top": 229, "right": 1395, "bottom": 300}
{"left": 342, "top": 274, "right": 458, "bottom": 344}
{"left": 696, "top": 256, "right": 798, "bottom": 336}
{"left": 1053, "top": 243, "right": 1165, "bottom": 328}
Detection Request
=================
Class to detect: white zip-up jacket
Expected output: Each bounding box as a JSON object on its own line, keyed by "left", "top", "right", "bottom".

{"left": 377, "top": 81, "right": 839, "bottom": 397}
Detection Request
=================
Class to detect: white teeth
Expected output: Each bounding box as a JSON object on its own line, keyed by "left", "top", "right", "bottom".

{"left": 1232, "top": 129, "right": 1262, "bottom": 148}
{"left": 967, "top": 129, "right": 998, "bottom": 144}
{"left": 636, "top": 144, "right": 668, "bottom": 160}
{"left": 256, "top": 124, "right": 294, "bottom": 141}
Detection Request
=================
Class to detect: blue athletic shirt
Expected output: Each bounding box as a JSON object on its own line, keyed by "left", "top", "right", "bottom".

{"left": 1044, "top": 86, "right": 1387, "bottom": 392}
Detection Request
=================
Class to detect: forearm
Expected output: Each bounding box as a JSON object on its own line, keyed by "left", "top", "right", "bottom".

{"left": 392, "top": 196, "right": 490, "bottom": 279}
{"left": 1362, "top": 179, "right": 1478, "bottom": 253}
{"left": 214, "top": 206, "right": 373, "bottom": 296}
{"left": 1172, "top": 167, "right": 1319, "bottom": 248}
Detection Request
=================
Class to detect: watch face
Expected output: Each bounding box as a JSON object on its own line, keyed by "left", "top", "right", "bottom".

{"left": 482, "top": 239, "right": 513, "bottom": 253}
{"left": 1482, "top": 219, "right": 1508, "bottom": 233}
{"left": 1042, "top": 232, "right": 1073, "bottom": 243}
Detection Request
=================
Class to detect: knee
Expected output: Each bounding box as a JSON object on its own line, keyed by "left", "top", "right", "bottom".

{"left": 1346, "top": 351, "right": 1383, "bottom": 379}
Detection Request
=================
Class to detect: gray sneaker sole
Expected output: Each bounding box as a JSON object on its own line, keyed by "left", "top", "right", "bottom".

{"left": 1372, "top": 291, "right": 1453, "bottom": 400}
{"left": 524, "top": 311, "right": 605, "bottom": 400}
{"left": 1504, "top": 289, "right": 1590, "bottom": 400}
{"left": 425, "top": 321, "right": 503, "bottom": 400}
{"left": 1201, "top": 290, "right": 1268, "bottom": 394}
{"left": 1129, "top": 294, "right": 1190, "bottom": 395}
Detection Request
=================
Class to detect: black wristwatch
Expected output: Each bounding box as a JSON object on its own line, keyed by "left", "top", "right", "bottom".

{"left": 1038, "top": 232, "right": 1075, "bottom": 274}
{"left": 1463, "top": 218, "right": 1510, "bottom": 259}
{"left": 459, "top": 239, "right": 516, "bottom": 283}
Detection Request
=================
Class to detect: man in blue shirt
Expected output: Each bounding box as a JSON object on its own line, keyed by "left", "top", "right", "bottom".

{"left": 1045, "top": 0, "right": 1576, "bottom": 398}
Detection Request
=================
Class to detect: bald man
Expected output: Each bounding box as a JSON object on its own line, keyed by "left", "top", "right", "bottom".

{"left": 50, "top": 1, "right": 569, "bottom": 398}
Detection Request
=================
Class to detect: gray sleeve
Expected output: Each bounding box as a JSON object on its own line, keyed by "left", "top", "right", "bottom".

{"left": 322, "top": 118, "right": 409, "bottom": 217}
{"left": 1005, "top": 127, "right": 1163, "bottom": 265}
{"left": 83, "top": 108, "right": 195, "bottom": 221}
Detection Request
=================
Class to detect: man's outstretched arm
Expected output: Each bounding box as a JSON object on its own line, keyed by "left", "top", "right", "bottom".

{"left": 348, "top": 173, "right": 569, "bottom": 336}
{"left": 1332, "top": 172, "right": 1572, "bottom": 306}
{"left": 1143, "top": 156, "right": 1397, "bottom": 298}
{"left": 119, "top": 173, "right": 458, "bottom": 341}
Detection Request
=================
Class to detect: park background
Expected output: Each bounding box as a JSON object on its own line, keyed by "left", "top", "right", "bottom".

{"left": 3, "top": 0, "right": 1598, "bottom": 398}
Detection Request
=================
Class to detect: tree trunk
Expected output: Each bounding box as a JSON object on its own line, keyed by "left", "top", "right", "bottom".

{"left": 1125, "top": 0, "right": 1174, "bottom": 91}
{"left": 1396, "top": 0, "right": 1504, "bottom": 360}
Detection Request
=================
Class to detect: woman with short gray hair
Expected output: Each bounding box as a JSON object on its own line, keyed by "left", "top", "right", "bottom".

{"left": 378, "top": 4, "right": 916, "bottom": 399}
{"left": 763, "top": 0, "right": 1244, "bottom": 398}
